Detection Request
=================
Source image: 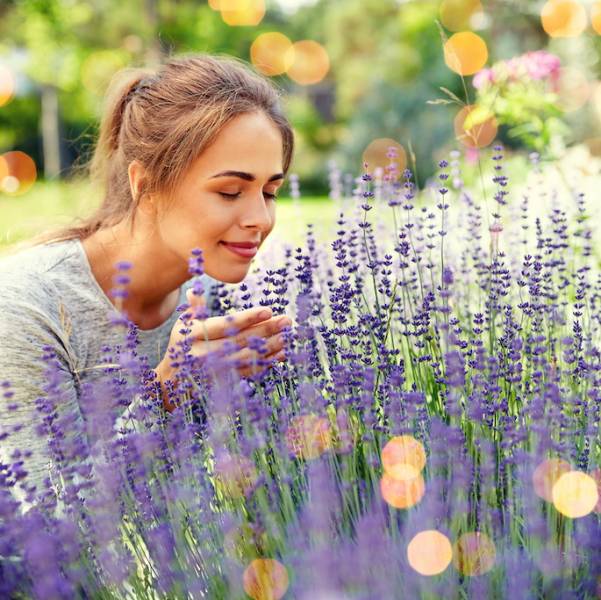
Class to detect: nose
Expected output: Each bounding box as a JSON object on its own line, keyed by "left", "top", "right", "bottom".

{"left": 241, "top": 192, "right": 274, "bottom": 233}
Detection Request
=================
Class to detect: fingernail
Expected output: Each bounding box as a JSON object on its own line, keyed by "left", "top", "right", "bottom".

{"left": 258, "top": 309, "right": 271, "bottom": 320}
{"left": 278, "top": 317, "right": 292, "bottom": 330}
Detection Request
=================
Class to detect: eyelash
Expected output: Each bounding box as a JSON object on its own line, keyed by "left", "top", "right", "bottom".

{"left": 219, "top": 192, "right": 278, "bottom": 201}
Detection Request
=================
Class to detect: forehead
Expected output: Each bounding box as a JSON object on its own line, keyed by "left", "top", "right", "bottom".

{"left": 193, "top": 112, "right": 284, "bottom": 177}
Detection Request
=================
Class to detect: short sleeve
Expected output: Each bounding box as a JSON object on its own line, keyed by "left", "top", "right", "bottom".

{"left": 0, "top": 276, "right": 85, "bottom": 512}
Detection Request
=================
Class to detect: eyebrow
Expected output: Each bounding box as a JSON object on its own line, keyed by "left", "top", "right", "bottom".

{"left": 210, "top": 170, "right": 285, "bottom": 182}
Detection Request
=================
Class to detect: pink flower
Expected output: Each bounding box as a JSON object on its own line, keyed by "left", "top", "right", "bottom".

{"left": 473, "top": 68, "right": 494, "bottom": 90}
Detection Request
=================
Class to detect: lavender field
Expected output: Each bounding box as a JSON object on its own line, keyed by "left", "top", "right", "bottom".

{"left": 1, "top": 144, "right": 601, "bottom": 599}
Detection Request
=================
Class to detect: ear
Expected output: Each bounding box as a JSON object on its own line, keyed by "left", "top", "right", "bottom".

{"left": 128, "top": 160, "right": 151, "bottom": 209}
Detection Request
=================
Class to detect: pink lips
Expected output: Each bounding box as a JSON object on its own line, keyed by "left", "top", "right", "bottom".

{"left": 220, "top": 241, "right": 258, "bottom": 259}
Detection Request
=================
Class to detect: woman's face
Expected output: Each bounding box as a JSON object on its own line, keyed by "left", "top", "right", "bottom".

{"left": 156, "top": 111, "right": 285, "bottom": 284}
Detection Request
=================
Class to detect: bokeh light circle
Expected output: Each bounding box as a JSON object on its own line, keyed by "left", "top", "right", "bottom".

{"left": 381, "top": 435, "right": 426, "bottom": 480}
{"left": 0, "top": 151, "right": 37, "bottom": 196}
{"left": 243, "top": 558, "right": 289, "bottom": 600}
{"left": 452, "top": 532, "right": 496, "bottom": 576}
{"left": 407, "top": 530, "right": 453, "bottom": 576}
{"left": 213, "top": 452, "right": 258, "bottom": 500}
{"left": 541, "top": 0, "right": 587, "bottom": 38}
{"left": 220, "top": 0, "right": 265, "bottom": 26}
{"left": 552, "top": 471, "right": 599, "bottom": 518}
{"left": 443, "top": 32, "right": 488, "bottom": 76}
{"left": 362, "top": 139, "right": 407, "bottom": 180}
{"left": 285, "top": 40, "right": 330, "bottom": 85}
{"left": 593, "top": 2, "right": 601, "bottom": 34}
{"left": 285, "top": 413, "right": 332, "bottom": 460}
{"left": 532, "top": 457, "right": 571, "bottom": 503}
{"left": 0, "top": 155, "right": 9, "bottom": 186}
{"left": 380, "top": 472, "right": 425, "bottom": 509}
{"left": 0, "top": 65, "right": 15, "bottom": 108}
{"left": 251, "top": 32, "right": 295, "bottom": 76}
{"left": 439, "top": 0, "right": 483, "bottom": 32}
{"left": 592, "top": 469, "right": 601, "bottom": 513}
{"left": 454, "top": 105, "right": 498, "bottom": 148}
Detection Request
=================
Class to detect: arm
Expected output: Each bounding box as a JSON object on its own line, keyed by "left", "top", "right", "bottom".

{"left": 0, "top": 291, "right": 85, "bottom": 513}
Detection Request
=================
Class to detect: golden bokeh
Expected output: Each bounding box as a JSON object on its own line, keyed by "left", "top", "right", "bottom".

{"left": 592, "top": 469, "right": 601, "bottom": 513}
{"left": 380, "top": 472, "right": 425, "bottom": 509}
{"left": 556, "top": 67, "right": 590, "bottom": 112}
{"left": 452, "top": 532, "right": 496, "bottom": 576}
{"left": 0, "top": 155, "right": 9, "bottom": 185}
{"left": 0, "top": 151, "right": 37, "bottom": 196}
{"left": 407, "top": 530, "right": 453, "bottom": 576}
{"left": 454, "top": 104, "right": 498, "bottom": 148}
{"left": 362, "top": 139, "right": 407, "bottom": 180}
{"left": 0, "top": 65, "right": 15, "bottom": 108}
{"left": 381, "top": 435, "right": 426, "bottom": 480}
{"left": 541, "top": 0, "right": 587, "bottom": 38}
{"left": 552, "top": 471, "right": 599, "bottom": 518}
{"left": 439, "top": 0, "right": 483, "bottom": 32}
{"left": 443, "top": 32, "right": 488, "bottom": 76}
{"left": 213, "top": 452, "right": 258, "bottom": 500}
{"left": 285, "top": 40, "right": 330, "bottom": 85}
{"left": 593, "top": 2, "right": 601, "bottom": 34}
{"left": 285, "top": 413, "right": 332, "bottom": 460}
{"left": 220, "top": 0, "right": 265, "bottom": 26}
{"left": 532, "top": 457, "right": 571, "bottom": 503}
{"left": 251, "top": 32, "right": 295, "bottom": 76}
{"left": 243, "top": 558, "right": 289, "bottom": 600}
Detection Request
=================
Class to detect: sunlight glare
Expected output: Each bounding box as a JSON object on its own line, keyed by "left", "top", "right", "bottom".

{"left": 251, "top": 32, "right": 295, "bottom": 76}
{"left": 285, "top": 40, "right": 330, "bottom": 85}
{"left": 220, "top": 0, "right": 265, "bottom": 26}
{"left": 541, "top": 0, "right": 587, "bottom": 38}
{"left": 452, "top": 532, "right": 496, "bottom": 576}
{"left": 552, "top": 471, "right": 599, "bottom": 518}
{"left": 454, "top": 104, "right": 498, "bottom": 148}
{"left": 243, "top": 558, "right": 289, "bottom": 600}
{"left": 532, "top": 457, "right": 572, "bottom": 503}
{"left": 439, "top": 0, "right": 483, "bottom": 32}
{"left": 380, "top": 472, "right": 425, "bottom": 509}
{"left": 362, "top": 139, "right": 407, "bottom": 180}
{"left": 407, "top": 530, "right": 453, "bottom": 576}
{"left": 0, "top": 151, "right": 37, "bottom": 196}
{"left": 444, "top": 32, "right": 488, "bottom": 76}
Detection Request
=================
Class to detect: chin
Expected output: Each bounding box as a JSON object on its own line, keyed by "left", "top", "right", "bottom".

{"left": 205, "top": 269, "right": 248, "bottom": 285}
{"left": 222, "top": 272, "right": 248, "bottom": 284}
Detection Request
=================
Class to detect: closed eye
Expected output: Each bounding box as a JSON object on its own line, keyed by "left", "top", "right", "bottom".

{"left": 219, "top": 191, "right": 278, "bottom": 201}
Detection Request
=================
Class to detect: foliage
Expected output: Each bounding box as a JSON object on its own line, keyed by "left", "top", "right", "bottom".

{"left": 473, "top": 50, "right": 570, "bottom": 157}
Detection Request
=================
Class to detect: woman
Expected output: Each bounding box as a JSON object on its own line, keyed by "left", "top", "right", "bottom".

{"left": 0, "top": 53, "right": 294, "bottom": 509}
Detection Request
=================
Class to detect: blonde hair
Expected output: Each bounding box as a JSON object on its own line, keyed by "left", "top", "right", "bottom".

{"left": 7, "top": 52, "right": 294, "bottom": 254}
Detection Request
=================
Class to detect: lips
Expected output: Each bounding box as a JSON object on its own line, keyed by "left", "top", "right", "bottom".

{"left": 221, "top": 241, "right": 260, "bottom": 249}
{"left": 220, "top": 241, "right": 258, "bottom": 259}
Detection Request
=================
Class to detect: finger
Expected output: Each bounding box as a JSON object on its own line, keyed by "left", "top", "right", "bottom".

{"left": 185, "top": 288, "right": 208, "bottom": 319}
{"left": 229, "top": 316, "right": 292, "bottom": 349}
{"left": 190, "top": 306, "right": 274, "bottom": 342}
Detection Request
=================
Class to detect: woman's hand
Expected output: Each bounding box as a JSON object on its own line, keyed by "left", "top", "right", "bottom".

{"left": 154, "top": 288, "right": 292, "bottom": 412}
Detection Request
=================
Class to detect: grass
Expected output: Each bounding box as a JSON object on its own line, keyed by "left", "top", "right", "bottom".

{"left": 0, "top": 180, "right": 339, "bottom": 256}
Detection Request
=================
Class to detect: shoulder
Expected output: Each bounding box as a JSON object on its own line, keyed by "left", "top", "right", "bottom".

{"left": 0, "top": 244, "right": 70, "bottom": 343}
{"left": 0, "top": 240, "right": 77, "bottom": 276}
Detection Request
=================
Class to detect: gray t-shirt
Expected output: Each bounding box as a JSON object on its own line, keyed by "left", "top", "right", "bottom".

{"left": 0, "top": 237, "right": 216, "bottom": 510}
